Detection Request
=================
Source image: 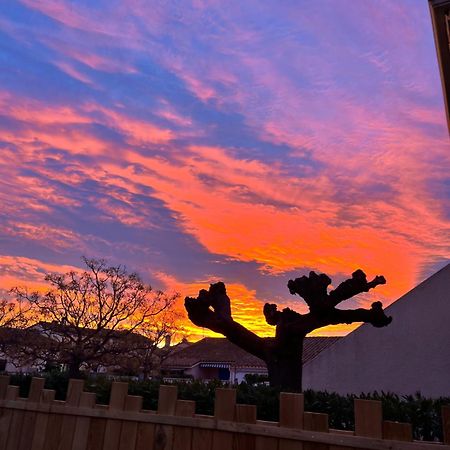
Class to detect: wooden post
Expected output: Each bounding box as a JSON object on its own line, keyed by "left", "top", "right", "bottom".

{"left": 382, "top": 421, "right": 412, "bottom": 441}
{"left": 6, "top": 387, "right": 26, "bottom": 450}
{"left": 102, "top": 381, "right": 129, "bottom": 450}
{"left": 234, "top": 404, "right": 257, "bottom": 450}
{"left": 354, "top": 399, "right": 382, "bottom": 438}
{"left": 43, "top": 391, "right": 64, "bottom": 450}
{"left": 72, "top": 392, "right": 96, "bottom": 450}
{"left": 118, "top": 395, "right": 143, "bottom": 450}
{"left": 18, "top": 378, "right": 45, "bottom": 450}
{"left": 155, "top": 385, "right": 178, "bottom": 450}
{"left": 0, "top": 375, "right": 9, "bottom": 400}
{"left": 212, "top": 388, "right": 236, "bottom": 450}
{"left": 29, "top": 389, "right": 54, "bottom": 450}
{"left": 58, "top": 379, "right": 85, "bottom": 450}
{"left": 304, "top": 412, "right": 329, "bottom": 450}
{"left": 279, "top": 392, "right": 304, "bottom": 450}
{"left": 443, "top": 405, "right": 450, "bottom": 445}
{"left": 172, "top": 400, "right": 195, "bottom": 450}
{"left": 135, "top": 411, "right": 156, "bottom": 450}
{"left": 0, "top": 384, "right": 17, "bottom": 450}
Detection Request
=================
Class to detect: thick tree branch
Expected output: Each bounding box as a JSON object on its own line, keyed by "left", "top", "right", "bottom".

{"left": 185, "top": 282, "right": 267, "bottom": 361}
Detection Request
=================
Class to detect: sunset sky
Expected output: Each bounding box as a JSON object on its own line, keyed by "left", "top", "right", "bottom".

{"left": 0, "top": 0, "right": 449, "bottom": 339}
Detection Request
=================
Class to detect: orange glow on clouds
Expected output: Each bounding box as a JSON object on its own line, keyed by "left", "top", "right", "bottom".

{"left": 0, "top": 0, "right": 448, "bottom": 340}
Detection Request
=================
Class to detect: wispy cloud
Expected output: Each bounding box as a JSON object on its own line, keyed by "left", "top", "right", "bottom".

{"left": 0, "top": 0, "right": 448, "bottom": 337}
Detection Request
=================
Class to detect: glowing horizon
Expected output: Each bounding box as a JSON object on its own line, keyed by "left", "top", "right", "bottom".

{"left": 0, "top": 1, "right": 449, "bottom": 341}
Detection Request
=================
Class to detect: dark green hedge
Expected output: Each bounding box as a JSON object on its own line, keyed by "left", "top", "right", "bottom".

{"left": 6, "top": 373, "right": 449, "bottom": 441}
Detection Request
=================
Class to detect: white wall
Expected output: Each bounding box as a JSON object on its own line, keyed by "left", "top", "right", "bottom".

{"left": 303, "top": 264, "right": 450, "bottom": 397}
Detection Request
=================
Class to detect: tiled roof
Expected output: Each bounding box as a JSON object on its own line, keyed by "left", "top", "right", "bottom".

{"left": 162, "top": 336, "right": 341, "bottom": 369}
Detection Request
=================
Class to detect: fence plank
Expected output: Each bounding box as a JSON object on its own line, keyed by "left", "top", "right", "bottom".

{"left": 0, "top": 376, "right": 9, "bottom": 400}
{"left": 0, "top": 384, "right": 19, "bottom": 450}
{"left": 279, "top": 392, "right": 304, "bottom": 450}
{"left": 72, "top": 392, "right": 96, "bottom": 450}
{"left": 43, "top": 399, "right": 65, "bottom": 450}
{"left": 118, "top": 395, "right": 143, "bottom": 450}
{"left": 191, "top": 426, "right": 214, "bottom": 450}
{"left": 102, "top": 382, "right": 129, "bottom": 450}
{"left": 135, "top": 411, "right": 156, "bottom": 450}
{"left": 304, "top": 412, "right": 329, "bottom": 450}
{"left": 18, "top": 378, "right": 46, "bottom": 450}
{"left": 57, "top": 379, "right": 85, "bottom": 450}
{"left": 31, "top": 389, "right": 55, "bottom": 450}
{"left": 172, "top": 400, "right": 195, "bottom": 450}
{"left": 5, "top": 386, "right": 19, "bottom": 400}
{"left": 155, "top": 385, "right": 178, "bottom": 450}
{"left": 256, "top": 420, "right": 279, "bottom": 450}
{"left": 354, "top": 399, "right": 382, "bottom": 438}
{"left": 0, "top": 385, "right": 19, "bottom": 450}
{"left": 443, "top": 406, "right": 450, "bottom": 445}
{"left": 383, "top": 421, "right": 412, "bottom": 442}
{"left": 212, "top": 388, "right": 236, "bottom": 450}
{"left": 235, "top": 404, "right": 257, "bottom": 450}
{"left": 87, "top": 404, "right": 108, "bottom": 450}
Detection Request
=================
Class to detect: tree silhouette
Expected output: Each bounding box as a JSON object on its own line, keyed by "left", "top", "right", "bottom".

{"left": 10, "top": 258, "right": 177, "bottom": 377}
{"left": 185, "top": 269, "right": 392, "bottom": 391}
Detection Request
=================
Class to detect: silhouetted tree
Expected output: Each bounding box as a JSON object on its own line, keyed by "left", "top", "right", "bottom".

{"left": 185, "top": 269, "right": 392, "bottom": 391}
{"left": 11, "top": 258, "right": 178, "bottom": 377}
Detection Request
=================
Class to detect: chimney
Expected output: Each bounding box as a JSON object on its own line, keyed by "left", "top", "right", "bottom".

{"left": 164, "top": 335, "right": 171, "bottom": 348}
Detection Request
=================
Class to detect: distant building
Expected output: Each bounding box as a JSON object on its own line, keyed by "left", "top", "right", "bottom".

{"left": 303, "top": 264, "right": 450, "bottom": 397}
{"left": 162, "top": 336, "right": 340, "bottom": 383}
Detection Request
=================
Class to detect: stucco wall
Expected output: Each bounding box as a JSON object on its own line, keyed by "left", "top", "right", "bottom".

{"left": 302, "top": 264, "right": 450, "bottom": 397}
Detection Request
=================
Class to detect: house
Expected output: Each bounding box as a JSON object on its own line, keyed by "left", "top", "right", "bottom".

{"left": 302, "top": 263, "right": 450, "bottom": 397}
{"left": 0, "top": 321, "right": 167, "bottom": 378}
{"left": 161, "top": 336, "right": 340, "bottom": 383}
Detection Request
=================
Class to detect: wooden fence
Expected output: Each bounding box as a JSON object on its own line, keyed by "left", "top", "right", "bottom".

{"left": 0, "top": 376, "right": 449, "bottom": 450}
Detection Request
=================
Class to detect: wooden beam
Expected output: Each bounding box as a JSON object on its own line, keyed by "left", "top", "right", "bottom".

{"left": 429, "top": 0, "right": 450, "bottom": 133}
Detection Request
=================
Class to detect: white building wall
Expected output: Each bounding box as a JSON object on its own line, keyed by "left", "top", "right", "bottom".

{"left": 303, "top": 264, "right": 450, "bottom": 397}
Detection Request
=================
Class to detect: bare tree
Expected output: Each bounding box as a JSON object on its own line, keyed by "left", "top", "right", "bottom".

{"left": 123, "top": 307, "right": 182, "bottom": 379}
{"left": 12, "top": 258, "right": 178, "bottom": 377}
{"left": 185, "top": 269, "right": 392, "bottom": 391}
{"left": 0, "top": 297, "right": 29, "bottom": 329}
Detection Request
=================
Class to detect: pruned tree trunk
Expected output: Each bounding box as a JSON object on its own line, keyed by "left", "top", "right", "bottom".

{"left": 185, "top": 269, "right": 392, "bottom": 391}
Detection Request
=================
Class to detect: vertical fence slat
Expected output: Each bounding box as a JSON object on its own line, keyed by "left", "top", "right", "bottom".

{"left": 72, "top": 392, "right": 96, "bottom": 450}
{"left": 382, "top": 421, "right": 412, "bottom": 441}
{"left": 43, "top": 398, "right": 65, "bottom": 450}
{"left": 255, "top": 422, "right": 279, "bottom": 450}
{"left": 172, "top": 400, "right": 195, "bottom": 450}
{"left": 57, "top": 379, "right": 84, "bottom": 450}
{"left": 191, "top": 425, "right": 213, "bottom": 450}
{"left": 102, "top": 381, "right": 129, "bottom": 450}
{"left": 354, "top": 399, "right": 382, "bottom": 438}
{"left": 6, "top": 399, "right": 25, "bottom": 450}
{"left": 0, "top": 376, "right": 9, "bottom": 400}
{"left": 234, "top": 404, "right": 257, "bottom": 450}
{"left": 279, "top": 392, "right": 304, "bottom": 450}
{"left": 155, "top": 385, "right": 178, "bottom": 450}
{"left": 31, "top": 389, "right": 55, "bottom": 450}
{"left": 212, "top": 388, "right": 236, "bottom": 450}
{"left": 304, "top": 412, "right": 329, "bottom": 450}
{"left": 0, "top": 385, "right": 17, "bottom": 450}
{"left": 87, "top": 405, "right": 108, "bottom": 450}
{"left": 18, "top": 378, "right": 45, "bottom": 450}
{"left": 118, "top": 395, "right": 143, "bottom": 450}
{"left": 5, "top": 386, "right": 19, "bottom": 400}
{"left": 135, "top": 411, "right": 156, "bottom": 450}
{"left": 442, "top": 406, "right": 450, "bottom": 445}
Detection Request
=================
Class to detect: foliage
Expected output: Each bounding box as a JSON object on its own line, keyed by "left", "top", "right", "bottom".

{"left": 6, "top": 372, "right": 449, "bottom": 441}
